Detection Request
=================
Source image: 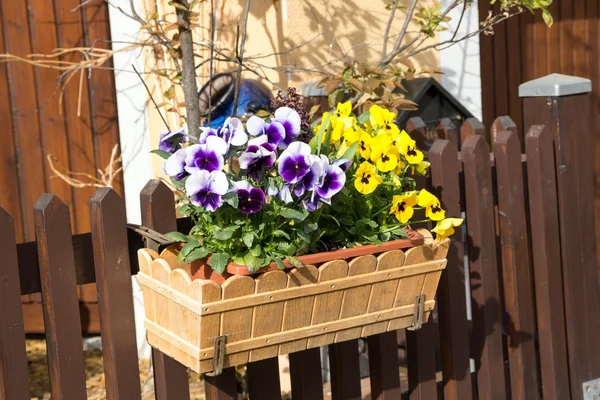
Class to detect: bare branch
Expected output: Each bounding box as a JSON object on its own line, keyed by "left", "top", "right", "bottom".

{"left": 450, "top": 0, "right": 469, "bottom": 42}
{"left": 132, "top": 64, "right": 171, "bottom": 132}
{"left": 231, "top": 0, "right": 251, "bottom": 117}
{"left": 380, "top": 0, "right": 418, "bottom": 67}
{"left": 382, "top": 0, "right": 399, "bottom": 61}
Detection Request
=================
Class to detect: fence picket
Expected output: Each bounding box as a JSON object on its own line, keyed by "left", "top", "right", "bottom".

{"left": 140, "top": 180, "right": 191, "bottom": 400}
{"left": 461, "top": 135, "right": 508, "bottom": 400}
{"left": 525, "top": 126, "right": 570, "bottom": 400}
{"left": 491, "top": 116, "right": 518, "bottom": 147}
{"left": 33, "top": 194, "right": 87, "bottom": 399}
{"left": 434, "top": 118, "right": 459, "bottom": 150}
{"left": 493, "top": 130, "right": 540, "bottom": 399}
{"left": 0, "top": 208, "right": 30, "bottom": 400}
{"left": 404, "top": 246, "right": 437, "bottom": 400}
{"left": 329, "top": 340, "right": 362, "bottom": 400}
{"left": 89, "top": 188, "right": 142, "bottom": 400}
{"left": 429, "top": 139, "right": 473, "bottom": 400}
{"left": 289, "top": 349, "right": 324, "bottom": 400}
{"left": 461, "top": 118, "right": 486, "bottom": 145}
{"left": 367, "top": 332, "right": 402, "bottom": 399}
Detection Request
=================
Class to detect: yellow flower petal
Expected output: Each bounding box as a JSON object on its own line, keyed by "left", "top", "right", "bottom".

{"left": 354, "top": 162, "right": 382, "bottom": 194}
{"left": 390, "top": 192, "right": 418, "bottom": 223}
{"left": 432, "top": 218, "right": 464, "bottom": 240}
{"left": 335, "top": 101, "right": 352, "bottom": 118}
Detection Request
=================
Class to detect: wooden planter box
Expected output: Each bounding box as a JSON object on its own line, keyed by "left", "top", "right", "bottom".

{"left": 136, "top": 231, "right": 449, "bottom": 374}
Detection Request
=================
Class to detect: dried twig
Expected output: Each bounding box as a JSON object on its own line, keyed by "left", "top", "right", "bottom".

{"left": 47, "top": 144, "right": 122, "bottom": 189}
{"left": 132, "top": 64, "right": 171, "bottom": 132}
{"left": 382, "top": 0, "right": 399, "bottom": 61}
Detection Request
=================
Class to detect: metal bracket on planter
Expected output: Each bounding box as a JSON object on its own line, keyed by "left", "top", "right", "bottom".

{"left": 205, "top": 335, "right": 226, "bottom": 377}
{"left": 407, "top": 294, "right": 426, "bottom": 331}
{"left": 583, "top": 378, "right": 600, "bottom": 400}
{"left": 127, "top": 224, "right": 177, "bottom": 247}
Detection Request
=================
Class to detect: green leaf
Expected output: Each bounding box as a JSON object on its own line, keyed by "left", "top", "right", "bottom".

{"left": 391, "top": 228, "right": 408, "bottom": 237}
{"left": 177, "top": 241, "right": 201, "bottom": 261}
{"left": 250, "top": 244, "right": 262, "bottom": 257}
{"left": 165, "top": 231, "right": 194, "bottom": 243}
{"left": 362, "top": 234, "right": 379, "bottom": 242}
{"left": 213, "top": 226, "right": 236, "bottom": 240}
{"left": 243, "top": 253, "right": 264, "bottom": 273}
{"left": 209, "top": 252, "right": 230, "bottom": 274}
{"left": 314, "top": 114, "right": 330, "bottom": 156}
{"left": 285, "top": 256, "right": 305, "bottom": 268}
{"left": 328, "top": 88, "right": 344, "bottom": 109}
{"left": 322, "top": 120, "right": 333, "bottom": 155}
{"left": 280, "top": 208, "right": 309, "bottom": 221}
{"left": 273, "top": 230, "right": 291, "bottom": 240}
{"left": 297, "top": 230, "right": 311, "bottom": 243}
{"left": 304, "top": 222, "right": 318, "bottom": 233}
{"left": 322, "top": 214, "right": 340, "bottom": 226}
{"left": 223, "top": 191, "right": 239, "bottom": 208}
{"left": 184, "top": 247, "right": 209, "bottom": 263}
{"left": 379, "top": 231, "right": 391, "bottom": 243}
{"left": 242, "top": 232, "right": 254, "bottom": 248}
{"left": 177, "top": 204, "right": 193, "bottom": 216}
{"left": 150, "top": 149, "right": 172, "bottom": 160}
{"left": 277, "top": 242, "right": 297, "bottom": 256}
{"left": 357, "top": 111, "right": 370, "bottom": 125}
{"left": 273, "top": 256, "right": 285, "bottom": 270}
{"left": 341, "top": 141, "right": 359, "bottom": 162}
{"left": 341, "top": 65, "right": 352, "bottom": 81}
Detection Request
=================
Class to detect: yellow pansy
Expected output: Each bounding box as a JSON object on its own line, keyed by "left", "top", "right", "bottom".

{"left": 411, "top": 161, "right": 430, "bottom": 176}
{"left": 334, "top": 101, "right": 352, "bottom": 118}
{"left": 418, "top": 189, "right": 446, "bottom": 221}
{"left": 316, "top": 112, "right": 355, "bottom": 145}
{"left": 397, "top": 131, "right": 424, "bottom": 165}
{"left": 343, "top": 126, "right": 362, "bottom": 145}
{"left": 354, "top": 162, "right": 382, "bottom": 194}
{"left": 370, "top": 134, "right": 399, "bottom": 172}
{"left": 369, "top": 104, "right": 400, "bottom": 135}
{"left": 390, "top": 192, "right": 418, "bottom": 223}
{"left": 357, "top": 131, "right": 373, "bottom": 159}
{"left": 394, "top": 157, "right": 408, "bottom": 176}
{"left": 432, "top": 218, "right": 464, "bottom": 241}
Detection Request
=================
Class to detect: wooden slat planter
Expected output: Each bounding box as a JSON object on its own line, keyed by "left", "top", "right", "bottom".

{"left": 136, "top": 233, "right": 450, "bottom": 375}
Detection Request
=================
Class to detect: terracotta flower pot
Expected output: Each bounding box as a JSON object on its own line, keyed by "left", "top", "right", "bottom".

{"left": 158, "top": 230, "right": 425, "bottom": 285}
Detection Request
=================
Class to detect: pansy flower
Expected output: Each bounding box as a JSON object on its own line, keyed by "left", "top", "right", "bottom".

{"left": 235, "top": 180, "right": 265, "bottom": 214}
{"left": 277, "top": 142, "right": 312, "bottom": 184}
{"left": 163, "top": 148, "right": 189, "bottom": 181}
{"left": 238, "top": 135, "right": 277, "bottom": 181}
{"left": 369, "top": 104, "right": 400, "bottom": 135}
{"left": 199, "top": 117, "right": 247, "bottom": 152}
{"left": 159, "top": 127, "right": 191, "bottom": 153}
{"left": 390, "top": 192, "right": 418, "bottom": 223}
{"left": 334, "top": 101, "right": 352, "bottom": 118}
{"left": 370, "top": 134, "right": 399, "bottom": 172}
{"left": 246, "top": 115, "right": 286, "bottom": 147}
{"left": 358, "top": 131, "right": 373, "bottom": 159}
{"left": 294, "top": 155, "right": 326, "bottom": 197}
{"left": 315, "top": 161, "right": 346, "bottom": 199}
{"left": 185, "top": 170, "right": 229, "bottom": 211}
{"left": 411, "top": 161, "right": 430, "bottom": 176}
{"left": 185, "top": 136, "right": 228, "bottom": 173}
{"left": 268, "top": 182, "right": 293, "bottom": 204}
{"left": 432, "top": 218, "right": 464, "bottom": 241}
{"left": 418, "top": 189, "right": 446, "bottom": 221}
{"left": 273, "top": 107, "right": 302, "bottom": 148}
{"left": 354, "top": 161, "right": 382, "bottom": 195}
{"left": 397, "top": 131, "right": 424, "bottom": 165}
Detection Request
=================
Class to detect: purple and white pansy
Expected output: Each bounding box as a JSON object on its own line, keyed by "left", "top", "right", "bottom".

{"left": 185, "top": 170, "right": 229, "bottom": 211}
{"left": 160, "top": 105, "right": 349, "bottom": 214}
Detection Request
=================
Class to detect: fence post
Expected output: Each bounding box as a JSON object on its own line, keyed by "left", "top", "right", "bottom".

{"left": 521, "top": 73, "right": 600, "bottom": 398}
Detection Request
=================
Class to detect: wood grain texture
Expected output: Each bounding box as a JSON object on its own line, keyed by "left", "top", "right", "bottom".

{"left": 307, "top": 260, "right": 349, "bottom": 348}
{"left": 289, "top": 348, "right": 324, "bottom": 400}
{"left": 334, "top": 255, "right": 377, "bottom": 342}
{"left": 362, "top": 250, "right": 405, "bottom": 337}
{"left": 280, "top": 265, "right": 319, "bottom": 354}
{"left": 89, "top": 188, "right": 141, "bottom": 400}
{"left": 525, "top": 126, "right": 569, "bottom": 400}
{"left": 197, "top": 279, "right": 222, "bottom": 373}
{"left": 34, "top": 195, "right": 87, "bottom": 399}
{"left": 329, "top": 340, "right": 362, "bottom": 400}
{"left": 461, "top": 135, "right": 508, "bottom": 400}
{"left": 367, "top": 332, "right": 401, "bottom": 400}
{"left": 247, "top": 357, "right": 282, "bottom": 399}
{"left": 0, "top": 208, "right": 30, "bottom": 400}
{"left": 493, "top": 130, "right": 540, "bottom": 399}
{"left": 220, "top": 275, "right": 255, "bottom": 367}
{"left": 250, "top": 270, "right": 287, "bottom": 361}
{"left": 429, "top": 139, "right": 472, "bottom": 400}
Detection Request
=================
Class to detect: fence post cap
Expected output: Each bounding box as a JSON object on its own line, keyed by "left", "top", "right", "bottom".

{"left": 519, "top": 73, "right": 591, "bottom": 97}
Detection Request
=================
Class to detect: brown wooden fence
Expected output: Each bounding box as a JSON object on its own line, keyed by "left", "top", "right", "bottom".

{"left": 0, "top": 0, "right": 123, "bottom": 334}
{"left": 1, "top": 81, "right": 600, "bottom": 399}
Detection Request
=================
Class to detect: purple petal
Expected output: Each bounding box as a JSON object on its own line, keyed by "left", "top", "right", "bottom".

{"left": 316, "top": 165, "right": 346, "bottom": 199}
{"left": 266, "top": 121, "right": 285, "bottom": 146}
{"left": 274, "top": 107, "right": 301, "bottom": 136}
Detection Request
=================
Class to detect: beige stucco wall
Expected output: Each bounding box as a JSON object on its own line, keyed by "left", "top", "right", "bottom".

{"left": 141, "top": 0, "right": 441, "bottom": 179}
